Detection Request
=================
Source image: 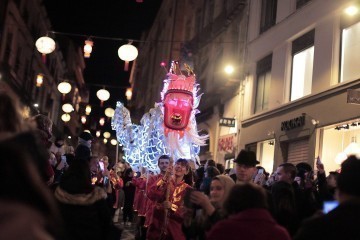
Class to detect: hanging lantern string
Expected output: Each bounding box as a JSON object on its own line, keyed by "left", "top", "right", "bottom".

{"left": 49, "top": 31, "right": 144, "bottom": 43}
{"left": 48, "top": 30, "right": 240, "bottom": 44}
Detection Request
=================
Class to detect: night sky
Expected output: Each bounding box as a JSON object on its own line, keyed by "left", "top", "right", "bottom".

{"left": 43, "top": 0, "right": 162, "bottom": 130}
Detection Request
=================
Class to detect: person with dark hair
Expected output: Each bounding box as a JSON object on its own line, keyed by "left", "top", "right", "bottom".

{"left": 272, "top": 162, "right": 301, "bottom": 235}
{"left": 204, "top": 159, "right": 216, "bottom": 170}
{"left": 122, "top": 168, "right": 136, "bottom": 226}
{"left": 75, "top": 131, "right": 93, "bottom": 161}
{"left": 200, "top": 166, "right": 220, "bottom": 195}
{"left": 141, "top": 155, "right": 171, "bottom": 239}
{"left": 147, "top": 158, "right": 192, "bottom": 240}
{"left": 207, "top": 183, "right": 290, "bottom": 240}
{"left": 294, "top": 155, "right": 360, "bottom": 240}
{"left": 230, "top": 149, "right": 260, "bottom": 183}
{"left": 273, "top": 162, "right": 318, "bottom": 236}
{"left": 316, "top": 160, "right": 339, "bottom": 203}
{"left": 54, "top": 160, "right": 121, "bottom": 240}
{"left": 216, "top": 163, "right": 225, "bottom": 174}
{"left": 194, "top": 166, "right": 205, "bottom": 190}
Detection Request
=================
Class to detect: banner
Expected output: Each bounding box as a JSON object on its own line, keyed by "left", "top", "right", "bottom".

{"left": 218, "top": 133, "right": 237, "bottom": 153}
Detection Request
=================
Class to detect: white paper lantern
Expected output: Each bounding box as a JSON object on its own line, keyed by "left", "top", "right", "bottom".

{"left": 105, "top": 107, "right": 115, "bottom": 118}
{"left": 110, "top": 139, "right": 118, "bottom": 145}
{"left": 62, "top": 103, "right": 74, "bottom": 113}
{"left": 85, "top": 105, "right": 92, "bottom": 115}
{"left": 58, "top": 81, "right": 72, "bottom": 95}
{"left": 83, "top": 40, "right": 93, "bottom": 58}
{"left": 118, "top": 44, "right": 138, "bottom": 61}
{"left": 118, "top": 44, "right": 138, "bottom": 71}
{"left": 61, "top": 113, "right": 71, "bottom": 122}
{"left": 96, "top": 89, "right": 110, "bottom": 106}
{"left": 103, "top": 131, "right": 111, "bottom": 139}
{"left": 35, "top": 36, "right": 56, "bottom": 54}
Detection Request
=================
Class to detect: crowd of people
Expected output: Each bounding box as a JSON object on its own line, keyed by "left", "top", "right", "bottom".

{"left": 1, "top": 88, "right": 360, "bottom": 240}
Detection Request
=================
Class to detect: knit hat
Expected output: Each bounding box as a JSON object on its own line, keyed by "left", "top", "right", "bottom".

{"left": 79, "top": 131, "right": 93, "bottom": 141}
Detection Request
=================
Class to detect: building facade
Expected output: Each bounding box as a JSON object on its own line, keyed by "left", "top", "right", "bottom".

{"left": 0, "top": 0, "right": 89, "bottom": 139}
{"left": 241, "top": 0, "right": 360, "bottom": 173}
{"left": 131, "top": 0, "right": 248, "bottom": 165}
{"left": 130, "top": 0, "right": 360, "bottom": 172}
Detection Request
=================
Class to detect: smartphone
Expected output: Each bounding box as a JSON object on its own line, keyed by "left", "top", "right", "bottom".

{"left": 323, "top": 201, "right": 338, "bottom": 214}
{"left": 103, "top": 176, "right": 109, "bottom": 186}
{"left": 258, "top": 169, "right": 264, "bottom": 174}
{"left": 183, "top": 189, "right": 201, "bottom": 209}
{"left": 99, "top": 162, "right": 105, "bottom": 171}
{"left": 316, "top": 156, "right": 322, "bottom": 165}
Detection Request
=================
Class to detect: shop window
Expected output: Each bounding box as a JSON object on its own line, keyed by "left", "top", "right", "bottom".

{"left": 321, "top": 124, "right": 360, "bottom": 174}
{"left": 340, "top": 19, "right": 360, "bottom": 83}
{"left": 258, "top": 140, "right": 275, "bottom": 174}
{"left": 290, "top": 29, "right": 315, "bottom": 101}
{"left": 260, "top": 0, "right": 277, "bottom": 33}
{"left": 255, "top": 54, "right": 272, "bottom": 113}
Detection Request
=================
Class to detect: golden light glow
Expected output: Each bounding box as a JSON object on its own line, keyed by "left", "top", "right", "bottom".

{"left": 85, "top": 105, "right": 92, "bottom": 115}
{"left": 84, "top": 40, "right": 93, "bottom": 58}
{"left": 105, "top": 107, "right": 115, "bottom": 118}
{"left": 103, "top": 138, "right": 108, "bottom": 144}
{"left": 125, "top": 88, "right": 132, "bottom": 101}
{"left": 96, "top": 130, "right": 101, "bottom": 137}
{"left": 110, "top": 139, "right": 117, "bottom": 145}
{"left": 344, "top": 5, "right": 359, "bottom": 16}
{"left": 99, "top": 117, "right": 105, "bottom": 126}
{"left": 103, "top": 131, "right": 111, "bottom": 139}
{"left": 224, "top": 65, "right": 234, "bottom": 75}
{"left": 61, "top": 113, "right": 71, "bottom": 122}
{"left": 36, "top": 74, "right": 44, "bottom": 87}
{"left": 81, "top": 116, "right": 87, "bottom": 124}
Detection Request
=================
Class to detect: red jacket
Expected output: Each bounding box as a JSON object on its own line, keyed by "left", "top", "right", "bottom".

{"left": 146, "top": 177, "right": 191, "bottom": 240}
{"left": 207, "top": 209, "right": 291, "bottom": 240}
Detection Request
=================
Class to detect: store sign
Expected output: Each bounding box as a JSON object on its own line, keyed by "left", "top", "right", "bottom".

{"left": 347, "top": 89, "right": 360, "bottom": 105}
{"left": 281, "top": 115, "right": 305, "bottom": 131}
{"left": 219, "top": 118, "right": 235, "bottom": 127}
{"left": 218, "top": 133, "right": 237, "bottom": 153}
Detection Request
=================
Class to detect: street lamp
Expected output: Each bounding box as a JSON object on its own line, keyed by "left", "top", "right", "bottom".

{"left": 224, "top": 65, "right": 234, "bottom": 75}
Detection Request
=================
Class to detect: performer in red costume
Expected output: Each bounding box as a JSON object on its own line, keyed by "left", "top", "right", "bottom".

{"left": 146, "top": 158, "right": 193, "bottom": 240}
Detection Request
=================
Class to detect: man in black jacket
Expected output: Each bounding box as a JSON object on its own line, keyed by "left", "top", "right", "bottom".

{"left": 294, "top": 155, "right": 360, "bottom": 240}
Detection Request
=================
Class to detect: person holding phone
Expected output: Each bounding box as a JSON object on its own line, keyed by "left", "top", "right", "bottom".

{"left": 182, "top": 175, "right": 235, "bottom": 240}
{"left": 294, "top": 155, "right": 360, "bottom": 240}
